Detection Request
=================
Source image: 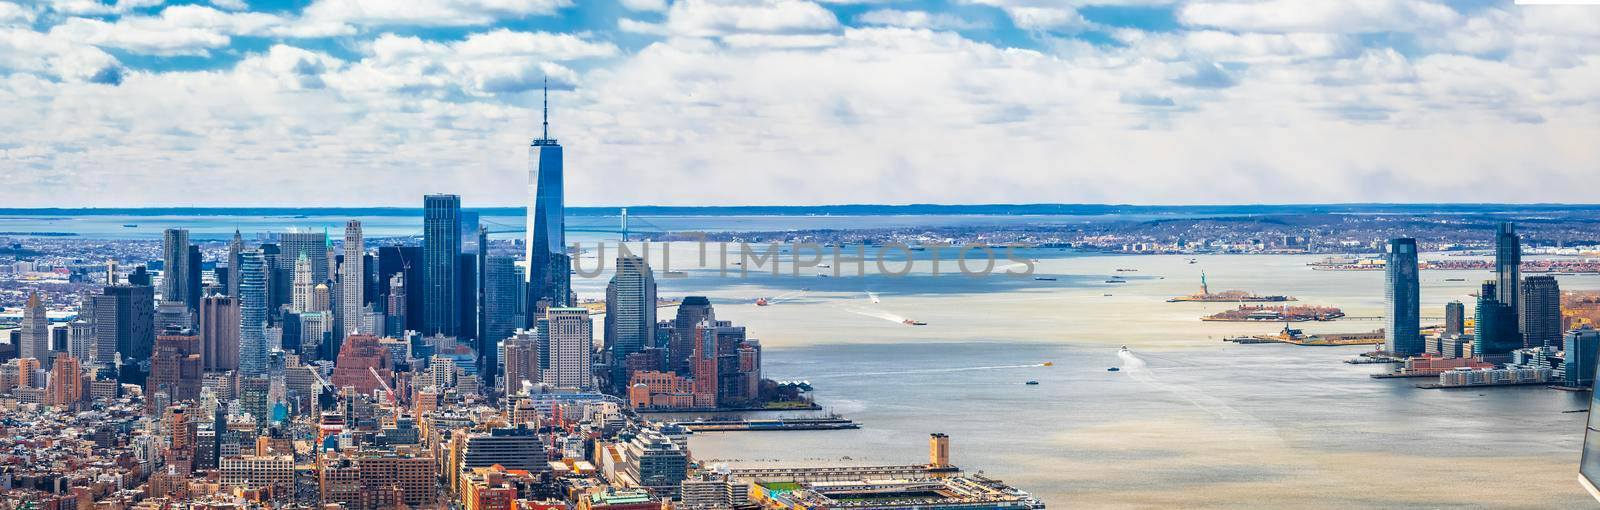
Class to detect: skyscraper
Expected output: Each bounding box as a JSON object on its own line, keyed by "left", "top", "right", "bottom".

{"left": 20, "top": 291, "right": 49, "bottom": 363}
{"left": 1444, "top": 301, "right": 1465, "bottom": 338}
{"left": 162, "top": 229, "right": 193, "bottom": 309}
{"left": 227, "top": 229, "right": 243, "bottom": 297}
{"left": 48, "top": 355, "right": 81, "bottom": 408}
{"left": 527, "top": 81, "right": 571, "bottom": 321}
{"left": 502, "top": 331, "right": 540, "bottom": 395}
{"left": 340, "top": 220, "right": 364, "bottom": 338}
{"left": 1521, "top": 275, "right": 1561, "bottom": 349}
{"left": 187, "top": 245, "right": 202, "bottom": 313}
{"left": 423, "top": 195, "right": 461, "bottom": 338}
{"left": 238, "top": 251, "right": 269, "bottom": 377}
{"left": 1474, "top": 281, "right": 1521, "bottom": 360}
{"left": 378, "top": 246, "right": 423, "bottom": 334}
{"left": 1495, "top": 222, "right": 1521, "bottom": 313}
{"left": 542, "top": 308, "right": 592, "bottom": 389}
{"left": 276, "top": 231, "right": 328, "bottom": 312}
{"left": 147, "top": 327, "right": 202, "bottom": 404}
{"left": 292, "top": 254, "right": 314, "bottom": 312}
{"left": 480, "top": 255, "right": 523, "bottom": 389}
{"left": 1564, "top": 327, "right": 1600, "bottom": 389}
{"left": 671, "top": 297, "right": 715, "bottom": 373}
{"left": 92, "top": 284, "right": 154, "bottom": 380}
{"left": 1384, "top": 238, "right": 1421, "bottom": 357}
{"left": 607, "top": 255, "right": 656, "bottom": 391}
{"left": 200, "top": 295, "right": 240, "bottom": 372}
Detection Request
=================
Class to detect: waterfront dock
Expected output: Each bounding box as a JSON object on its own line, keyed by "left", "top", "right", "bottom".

{"left": 673, "top": 417, "right": 860, "bottom": 432}
{"left": 1415, "top": 381, "right": 1553, "bottom": 390}
{"left": 1370, "top": 371, "right": 1435, "bottom": 378}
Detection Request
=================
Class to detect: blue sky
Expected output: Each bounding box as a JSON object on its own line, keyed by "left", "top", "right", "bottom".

{"left": 2, "top": 0, "right": 1598, "bottom": 206}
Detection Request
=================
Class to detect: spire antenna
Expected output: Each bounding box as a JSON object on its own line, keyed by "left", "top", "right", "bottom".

{"left": 541, "top": 76, "right": 550, "bottom": 140}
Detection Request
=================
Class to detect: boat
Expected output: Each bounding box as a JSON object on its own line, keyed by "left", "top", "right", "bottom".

{"left": 1042, "top": 361, "right": 1054, "bottom": 367}
{"left": 754, "top": 298, "right": 769, "bottom": 306}
{"left": 1104, "top": 280, "right": 1126, "bottom": 284}
{"left": 1107, "top": 367, "right": 1121, "bottom": 372}
{"left": 1103, "top": 293, "right": 1113, "bottom": 296}
{"left": 1025, "top": 380, "right": 1040, "bottom": 385}
{"left": 902, "top": 319, "right": 927, "bottom": 326}
{"left": 818, "top": 264, "right": 832, "bottom": 269}
{"left": 1034, "top": 276, "right": 1057, "bottom": 281}
{"left": 816, "top": 273, "right": 830, "bottom": 278}
{"left": 122, "top": 224, "right": 137, "bottom": 228}
{"left": 1119, "top": 345, "right": 1129, "bottom": 352}
{"left": 1116, "top": 268, "right": 1138, "bottom": 272}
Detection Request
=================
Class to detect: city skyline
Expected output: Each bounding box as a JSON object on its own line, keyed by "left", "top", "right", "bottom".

{"left": 4, "top": 1, "right": 1600, "bottom": 206}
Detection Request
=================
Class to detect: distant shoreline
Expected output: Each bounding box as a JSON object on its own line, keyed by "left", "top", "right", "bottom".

{"left": 3, "top": 203, "right": 1600, "bottom": 217}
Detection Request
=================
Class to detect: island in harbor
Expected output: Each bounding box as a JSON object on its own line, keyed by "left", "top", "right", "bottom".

{"left": 1167, "top": 272, "right": 1295, "bottom": 302}
{"left": 1202, "top": 304, "right": 1344, "bottom": 322}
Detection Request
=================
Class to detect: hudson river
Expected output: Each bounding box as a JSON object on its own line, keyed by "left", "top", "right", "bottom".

{"left": 583, "top": 247, "right": 1599, "bottom": 509}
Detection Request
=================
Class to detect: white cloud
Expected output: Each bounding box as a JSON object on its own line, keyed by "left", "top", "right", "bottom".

{"left": 856, "top": 9, "right": 987, "bottom": 30}
{"left": 0, "top": 25, "right": 122, "bottom": 81}
{"left": 664, "top": 0, "right": 839, "bottom": 38}
{"left": 299, "top": 0, "right": 572, "bottom": 27}
{"left": 619, "top": 0, "right": 668, "bottom": 13}
{"left": 0, "top": 2, "right": 35, "bottom": 26}
{"left": 959, "top": 0, "right": 1091, "bottom": 32}
{"left": 1179, "top": 0, "right": 1462, "bottom": 34}
{"left": 3, "top": 0, "right": 1600, "bottom": 207}
{"left": 334, "top": 30, "right": 614, "bottom": 97}
{"left": 210, "top": 0, "right": 248, "bottom": 10}
{"left": 48, "top": 16, "right": 230, "bottom": 56}
{"left": 45, "top": 0, "right": 164, "bottom": 16}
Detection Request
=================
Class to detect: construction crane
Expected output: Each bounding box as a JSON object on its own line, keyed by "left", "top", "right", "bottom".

{"left": 369, "top": 366, "right": 400, "bottom": 410}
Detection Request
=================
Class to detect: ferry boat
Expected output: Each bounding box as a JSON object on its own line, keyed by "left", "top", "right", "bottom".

{"left": 122, "top": 224, "right": 138, "bottom": 228}
{"left": 1107, "top": 367, "right": 1120, "bottom": 372}
{"left": 1041, "top": 361, "right": 1054, "bottom": 367}
{"left": 1034, "top": 276, "right": 1057, "bottom": 281}
{"left": 754, "top": 298, "right": 769, "bottom": 306}
{"left": 902, "top": 319, "right": 927, "bottom": 326}
{"left": 1025, "top": 380, "right": 1040, "bottom": 385}
{"left": 1104, "top": 280, "right": 1127, "bottom": 284}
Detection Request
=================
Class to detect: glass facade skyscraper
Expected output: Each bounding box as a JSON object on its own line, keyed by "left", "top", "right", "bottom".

{"left": 1474, "top": 281, "right": 1521, "bottom": 359}
{"left": 1521, "top": 275, "right": 1561, "bottom": 349}
{"left": 238, "top": 250, "right": 268, "bottom": 377}
{"left": 1384, "top": 238, "right": 1421, "bottom": 357}
{"left": 423, "top": 194, "right": 461, "bottom": 337}
{"left": 480, "top": 255, "right": 522, "bottom": 389}
{"left": 527, "top": 82, "right": 571, "bottom": 323}
{"left": 1495, "top": 222, "right": 1520, "bottom": 312}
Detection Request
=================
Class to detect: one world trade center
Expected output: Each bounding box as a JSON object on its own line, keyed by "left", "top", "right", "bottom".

{"left": 527, "top": 80, "right": 571, "bottom": 323}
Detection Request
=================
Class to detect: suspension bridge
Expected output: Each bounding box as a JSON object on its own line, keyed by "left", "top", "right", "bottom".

{"left": 479, "top": 208, "right": 669, "bottom": 240}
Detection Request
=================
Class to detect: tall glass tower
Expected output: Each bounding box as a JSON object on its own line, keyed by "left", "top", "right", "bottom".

{"left": 238, "top": 250, "right": 268, "bottom": 377}
{"left": 424, "top": 194, "right": 461, "bottom": 337}
{"left": 1495, "top": 222, "right": 1520, "bottom": 312}
{"left": 527, "top": 80, "right": 571, "bottom": 324}
{"left": 1384, "top": 238, "right": 1421, "bottom": 356}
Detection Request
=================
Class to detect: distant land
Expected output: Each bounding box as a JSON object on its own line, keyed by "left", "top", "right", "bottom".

{"left": 3, "top": 203, "right": 1600, "bottom": 217}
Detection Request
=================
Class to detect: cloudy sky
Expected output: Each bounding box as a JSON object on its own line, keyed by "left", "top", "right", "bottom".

{"left": 2, "top": 0, "right": 1598, "bottom": 207}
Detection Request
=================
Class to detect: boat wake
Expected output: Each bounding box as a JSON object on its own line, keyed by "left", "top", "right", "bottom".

{"left": 866, "top": 291, "right": 881, "bottom": 304}
{"left": 840, "top": 305, "right": 906, "bottom": 324}
{"left": 1118, "top": 349, "right": 1268, "bottom": 431}
{"left": 767, "top": 289, "right": 809, "bottom": 304}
